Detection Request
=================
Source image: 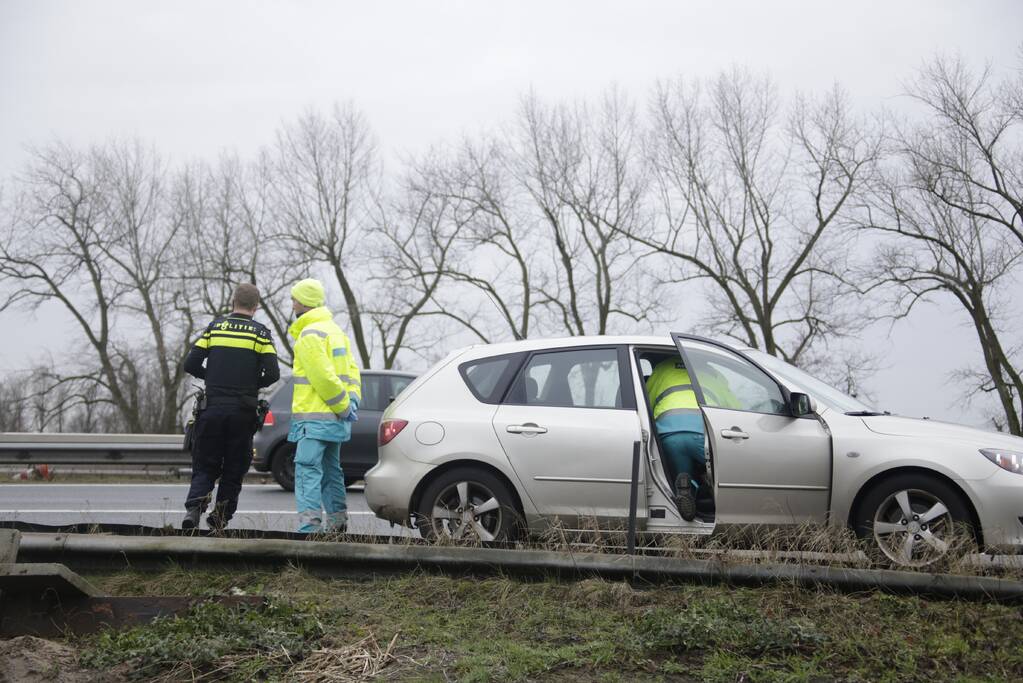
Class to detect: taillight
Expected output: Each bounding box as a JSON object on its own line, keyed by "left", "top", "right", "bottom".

{"left": 263, "top": 410, "right": 275, "bottom": 427}
{"left": 378, "top": 419, "right": 408, "bottom": 446}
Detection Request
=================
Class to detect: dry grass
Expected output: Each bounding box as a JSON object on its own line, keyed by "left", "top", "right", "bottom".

{"left": 287, "top": 632, "right": 407, "bottom": 682}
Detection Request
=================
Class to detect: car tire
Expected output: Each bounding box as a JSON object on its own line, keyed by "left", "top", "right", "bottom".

{"left": 854, "top": 473, "right": 975, "bottom": 567}
{"left": 415, "top": 467, "right": 521, "bottom": 543}
{"left": 271, "top": 442, "right": 296, "bottom": 492}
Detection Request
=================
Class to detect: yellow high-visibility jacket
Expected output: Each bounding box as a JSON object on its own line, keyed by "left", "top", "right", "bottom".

{"left": 646, "top": 358, "right": 703, "bottom": 435}
{"left": 288, "top": 306, "right": 362, "bottom": 422}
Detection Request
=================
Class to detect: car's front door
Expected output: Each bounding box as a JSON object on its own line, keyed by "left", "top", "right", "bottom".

{"left": 671, "top": 335, "right": 832, "bottom": 525}
{"left": 492, "top": 346, "right": 646, "bottom": 529}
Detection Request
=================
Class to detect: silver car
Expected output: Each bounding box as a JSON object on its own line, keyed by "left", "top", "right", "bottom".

{"left": 365, "top": 334, "right": 1023, "bottom": 565}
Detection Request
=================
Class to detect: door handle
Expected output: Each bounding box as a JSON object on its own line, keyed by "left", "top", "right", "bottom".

{"left": 507, "top": 423, "right": 548, "bottom": 435}
{"left": 720, "top": 427, "right": 749, "bottom": 441}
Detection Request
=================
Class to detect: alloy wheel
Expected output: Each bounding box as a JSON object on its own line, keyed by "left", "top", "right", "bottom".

{"left": 872, "top": 488, "right": 955, "bottom": 566}
{"left": 427, "top": 480, "right": 504, "bottom": 542}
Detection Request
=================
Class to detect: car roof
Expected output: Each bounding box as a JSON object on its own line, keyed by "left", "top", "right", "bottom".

{"left": 455, "top": 334, "right": 678, "bottom": 359}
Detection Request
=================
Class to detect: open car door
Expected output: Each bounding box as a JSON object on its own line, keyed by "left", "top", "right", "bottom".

{"left": 670, "top": 334, "right": 832, "bottom": 525}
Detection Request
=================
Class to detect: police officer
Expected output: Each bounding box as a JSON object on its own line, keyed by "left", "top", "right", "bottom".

{"left": 182, "top": 283, "right": 280, "bottom": 530}
{"left": 286, "top": 278, "right": 361, "bottom": 534}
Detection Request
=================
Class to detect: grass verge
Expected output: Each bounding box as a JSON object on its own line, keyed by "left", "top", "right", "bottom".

{"left": 77, "top": 565, "right": 1023, "bottom": 682}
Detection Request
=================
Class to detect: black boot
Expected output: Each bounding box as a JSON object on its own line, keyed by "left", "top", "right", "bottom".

{"left": 207, "top": 512, "right": 228, "bottom": 532}
{"left": 674, "top": 473, "right": 696, "bottom": 522}
{"left": 182, "top": 508, "right": 200, "bottom": 530}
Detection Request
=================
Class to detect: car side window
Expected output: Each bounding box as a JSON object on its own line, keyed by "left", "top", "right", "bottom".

{"left": 512, "top": 348, "right": 622, "bottom": 409}
{"left": 360, "top": 375, "right": 386, "bottom": 411}
{"left": 390, "top": 375, "right": 414, "bottom": 398}
{"left": 460, "top": 356, "right": 515, "bottom": 403}
{"left": 683, "top": 343, "right": 787, "bottom": 415}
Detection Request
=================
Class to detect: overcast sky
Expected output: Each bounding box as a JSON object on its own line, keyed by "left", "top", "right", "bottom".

{"left": 1, "top": 1, "right": 1021, "bottom": 426}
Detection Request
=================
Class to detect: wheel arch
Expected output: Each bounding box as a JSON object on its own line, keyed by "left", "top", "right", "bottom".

{"left": 847, "top": 466, "right": 983, "bottom": 545}
{"left": 408, "top": 459, "right": 526, "bottom": 526}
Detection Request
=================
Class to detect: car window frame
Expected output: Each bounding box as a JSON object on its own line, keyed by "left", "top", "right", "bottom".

{"left": 501, "top": 345, "right": 636, "bottom": 411}
{"left": 458, "top": 352, "right": 527, "bottom": 404}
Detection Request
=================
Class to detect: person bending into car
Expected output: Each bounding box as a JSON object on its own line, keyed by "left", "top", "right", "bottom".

{"left": 287, "top": 278, "right": 361, "bottom": 534}
{"left": 646, "top": 358, "right": 708, "bottom": 521}
{"left": 648, "top": 360, "right": 740, "bottom": 520}
{"left": 182, "top": 283, "right": 280, "bottom": 531}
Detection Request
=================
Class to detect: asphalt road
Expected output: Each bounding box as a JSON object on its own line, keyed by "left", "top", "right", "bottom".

{"left": 0, "top": 483, "right": 413, "bottom": 536}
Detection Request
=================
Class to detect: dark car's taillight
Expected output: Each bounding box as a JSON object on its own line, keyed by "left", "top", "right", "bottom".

{"left": 263, "top": 410, "right": 275, "bottom": 427}
{"left": 378, "top": 419, "right": 408, "bottom": 446}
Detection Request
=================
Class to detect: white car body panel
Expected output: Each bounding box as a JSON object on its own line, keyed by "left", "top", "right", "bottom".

{"left": 493, "top": 402, "right": 644, "bottom": 527}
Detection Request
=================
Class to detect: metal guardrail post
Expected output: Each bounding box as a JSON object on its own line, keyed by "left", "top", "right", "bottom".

{"left": 626, "top": 440, "right": 640, "bottom": 555}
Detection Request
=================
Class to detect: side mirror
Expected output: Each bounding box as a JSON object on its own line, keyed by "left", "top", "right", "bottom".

{"left": 789, "top": 392, "right": 817, "bottom": 417}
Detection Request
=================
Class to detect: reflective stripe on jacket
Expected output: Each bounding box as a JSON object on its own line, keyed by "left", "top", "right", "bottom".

{"left": 288, "top": 306, "right": 362, "bottom": 421}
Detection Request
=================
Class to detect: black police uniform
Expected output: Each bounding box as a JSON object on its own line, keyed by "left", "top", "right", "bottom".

{"left": 183, "top": 313, "right": 280, "bottom": 527}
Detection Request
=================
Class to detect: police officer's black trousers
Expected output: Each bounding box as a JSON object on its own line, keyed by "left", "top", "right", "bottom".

{"left": 185, "top": 405, "right": 254, "bottom": 522}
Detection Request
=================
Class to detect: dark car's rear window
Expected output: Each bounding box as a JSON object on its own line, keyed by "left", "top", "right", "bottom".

{"left": 269, "top": 378, "right": 293, "bottom": 409}
{"left": 268, "top": 374, "right": 417, "bottom": 412}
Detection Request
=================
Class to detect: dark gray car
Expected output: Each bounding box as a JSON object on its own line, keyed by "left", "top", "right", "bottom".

{"left": 253, "top": 370, "right": 416, "bottom": 490}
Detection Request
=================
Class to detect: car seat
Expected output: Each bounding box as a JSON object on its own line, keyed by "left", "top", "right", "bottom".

{"left": 525, "top": 377, "right": 539, "bottom": 404}
{"left": 544, "top": 373, "right": 575, "bottom": 406}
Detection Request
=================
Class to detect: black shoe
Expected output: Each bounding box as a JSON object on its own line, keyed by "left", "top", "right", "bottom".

{"left": 207, "top": 514, "right": 228, "bottom": 532}
{"left": 674, "top": 473, "right": 696, "bottom": 522}
{"left": 182, "top": 508, "right": 200, "bottom": 530}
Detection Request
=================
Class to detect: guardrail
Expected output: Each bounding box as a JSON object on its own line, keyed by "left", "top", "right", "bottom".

{"left": 15, "top": 530, "right": 1023, "bottom": 603}
{"left": 0, "top": 432, "right": 187, "bottom": 466}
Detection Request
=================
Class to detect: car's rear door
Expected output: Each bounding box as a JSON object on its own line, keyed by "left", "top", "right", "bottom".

{"left": 671, "top": 334, "right": 832, "bottom": 525}
{"left": 491, "top": 346, "right": 646, "bottom": 529}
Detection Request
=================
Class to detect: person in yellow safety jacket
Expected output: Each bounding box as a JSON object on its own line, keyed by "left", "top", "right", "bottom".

{"left": 287, "top": 278, "right": 362, "bottom": 534}
{"left": 646, "top": 358, "right": 706, "bottom": 521}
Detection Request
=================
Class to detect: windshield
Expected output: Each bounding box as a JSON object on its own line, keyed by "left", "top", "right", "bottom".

{"left": 744, "top": 350, "right": 876, "bottom": 414}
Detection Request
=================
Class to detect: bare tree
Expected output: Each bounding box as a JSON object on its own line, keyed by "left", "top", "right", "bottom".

{"left": 515, "top": 88, "right": 655, "bottom": 336}
{"left": 1, "top": 143, "right": 137, "bottom": 429}
{"left": 900, "top": 55, "right": 1023, "bottom": 248}
{"left": 861, "top": 54, "right": 1023, "bottom": 433}
{"left": 367, "top": 169, "right": 465, "bottom": 368}
{"left": 404, "top": 139, "right": 539, "bottom": 342}
{"left": 269, "top": 104, "right": 378, "bottom": 367}
{"left": 862, "top": 174, "right": 1023, "bottom": 433}
{"left": 0, "top": 141, "right": 198, "bottom": 432}
{"left": 177, "top": 153, "right": 296, "bottom": 362}
{"left": 92, "top": 141, "right": 197, "bottom": 431}
{"left": 621, "top": 69, "right": 880, "bottom": 368}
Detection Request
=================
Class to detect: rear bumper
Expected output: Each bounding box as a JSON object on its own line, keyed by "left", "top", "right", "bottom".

{"left": 364, "top": 445, "right": 436, "bottom": 525}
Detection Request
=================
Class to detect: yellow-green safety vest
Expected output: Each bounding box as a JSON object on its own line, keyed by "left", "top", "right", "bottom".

{"left": 646, "top": 359, "right": 700, "bottom": 420}
{"left": 288, "top": 306, "right": 362, "bottom": 421}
